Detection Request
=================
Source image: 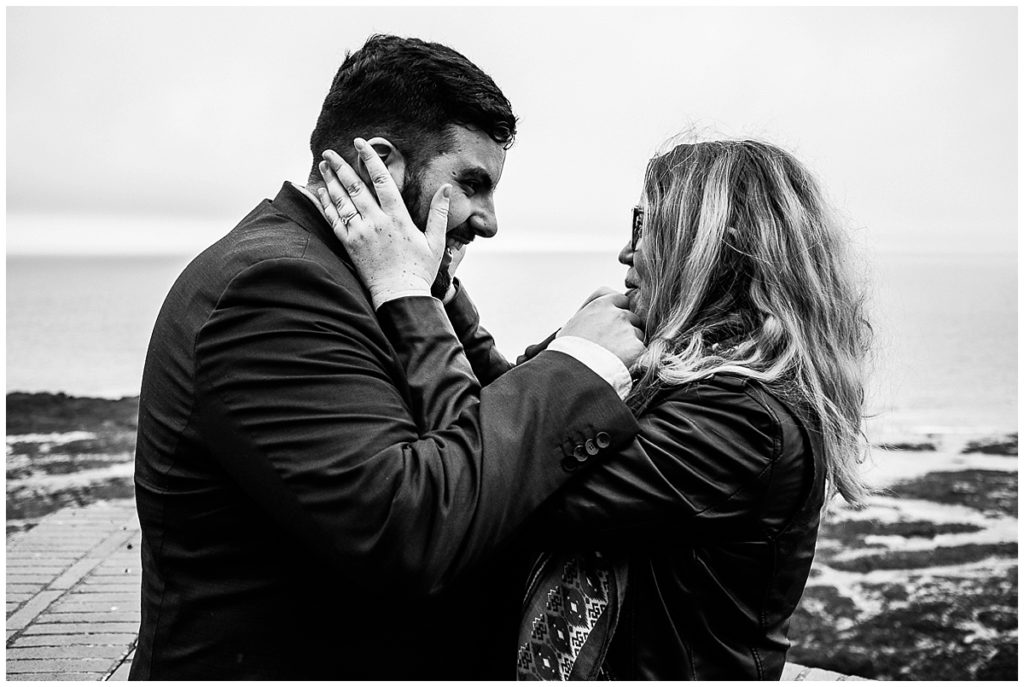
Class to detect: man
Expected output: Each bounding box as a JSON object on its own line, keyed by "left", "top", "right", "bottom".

{"left": 131, "top": 35, "right": 644, "bottom": 679}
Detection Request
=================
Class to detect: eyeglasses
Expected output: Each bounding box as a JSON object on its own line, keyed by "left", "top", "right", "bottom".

{"left": 631, "top": 206, "right": 644, "bottom": 251}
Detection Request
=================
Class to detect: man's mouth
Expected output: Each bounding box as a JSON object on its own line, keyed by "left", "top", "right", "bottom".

{"left": 443, "top": 234, "right": 472, "bottom": 261}
{"left": 446, "top": 234, "right": 473, "bottom": 251}
{"left": 439, "top": 236, "right": 469, "bottom": 270}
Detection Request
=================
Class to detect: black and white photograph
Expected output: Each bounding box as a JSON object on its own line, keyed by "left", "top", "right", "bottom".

{"left": 5, "top": 4, "right": 1018, "bottom": 681}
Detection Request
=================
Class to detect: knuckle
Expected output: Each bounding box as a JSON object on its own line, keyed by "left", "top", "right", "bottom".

{"left": 345, "top": 181, "right": 363, "bottom": 196}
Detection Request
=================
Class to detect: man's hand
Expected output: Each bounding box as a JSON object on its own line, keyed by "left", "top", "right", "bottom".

{"left": 317, "top": 139, "right": 451, "bottom": 307}
{"left": 558, "top": 292, "right": 646, "bottom": 369}
{"left": 576, "top": 286, "right": 618, "bottom": 311}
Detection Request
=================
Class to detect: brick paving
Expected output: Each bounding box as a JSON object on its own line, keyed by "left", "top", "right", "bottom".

{"left": 6, "top": 499, "right": 862, "bottom": 681}
{"left": 6, "top": 500, "right": 139, "bottom": 681}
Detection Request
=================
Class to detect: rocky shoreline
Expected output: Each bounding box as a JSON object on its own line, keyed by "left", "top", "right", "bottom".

{"left": 6, "top": 393, "right": 138, "bottom": 532}
{"left": 789, "top": 433, "right": 1018, "bottom": 680}
{"left": 5, "top": 392, "right": 1018, "bottom": 680}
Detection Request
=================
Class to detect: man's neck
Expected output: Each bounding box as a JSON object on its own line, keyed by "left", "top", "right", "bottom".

{"left": 290, "top": 181, "right": 330, "bottom": 223}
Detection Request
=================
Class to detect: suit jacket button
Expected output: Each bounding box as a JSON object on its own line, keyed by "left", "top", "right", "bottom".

{"left": 595, "top": 432, "right": 611, "bottom": 448}
{"left": 585, "top": 439, "right": 599, "bottom": 456}
{"left": 572, "top": 444, "right": 588, "bottom": 462}
{"left": 561, "top": 457, "right": 578, "bottom": 472}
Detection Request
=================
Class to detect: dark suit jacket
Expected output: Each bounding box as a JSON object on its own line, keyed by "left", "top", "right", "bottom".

{"left": 129, "top": 183, "right": 639, "bottom": 680}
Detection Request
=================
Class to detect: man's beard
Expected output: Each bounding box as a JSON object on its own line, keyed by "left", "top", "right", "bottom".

{"left": 401, "top": 170, "right": 451, "bottom": 299}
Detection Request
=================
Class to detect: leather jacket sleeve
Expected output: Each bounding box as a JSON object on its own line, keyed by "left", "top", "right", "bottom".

{"left": 444, "top": 279, "right": 556, "bottom": 381}
{"left": 442, "top": 279, "right": 515, "bottom": 384}
{"left": 193, "top": 258, "right": 639, "bottom": 597}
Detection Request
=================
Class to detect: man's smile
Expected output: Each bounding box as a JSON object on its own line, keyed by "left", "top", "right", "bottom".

{"left": 446, "top": 232, "right": 474, "bottom": 251}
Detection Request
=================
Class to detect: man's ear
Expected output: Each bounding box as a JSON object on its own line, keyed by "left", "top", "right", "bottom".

{"left": 355, "top": 137, "right": 408, "bottom": 192}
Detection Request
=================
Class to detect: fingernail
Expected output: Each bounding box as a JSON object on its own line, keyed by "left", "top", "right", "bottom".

{"left": 353, "top": 138, "right": 366, "bottom": 150}
{"left": 442, "top": 184, "right": 451, "bottom": 199}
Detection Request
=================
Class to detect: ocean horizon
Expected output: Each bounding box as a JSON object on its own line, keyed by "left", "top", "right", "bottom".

{"left": 6, "top": 248, "right": 1018, "bottom": 440}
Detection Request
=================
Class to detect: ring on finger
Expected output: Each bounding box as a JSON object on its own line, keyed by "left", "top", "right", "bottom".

{"left": 340, "top": 209, "right": 361, "bottom": 226}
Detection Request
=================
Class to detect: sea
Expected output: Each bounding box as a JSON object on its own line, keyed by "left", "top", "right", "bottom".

{"left": 6, "top": 248, "right": 1018, "bottom": 440}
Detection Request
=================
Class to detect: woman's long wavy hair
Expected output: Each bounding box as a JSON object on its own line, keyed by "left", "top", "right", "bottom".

{"left": 628, "top": 139, "right": 871, "bottom": 505}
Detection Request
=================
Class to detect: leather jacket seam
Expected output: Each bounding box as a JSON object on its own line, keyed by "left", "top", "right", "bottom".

{"left": 741, "top": 384, "right": 792, "bottom": 540}
{"left": 751, "top": 645, "right": 765, "bottom": 679}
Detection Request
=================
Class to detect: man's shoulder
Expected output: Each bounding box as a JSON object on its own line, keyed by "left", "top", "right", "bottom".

{"left": 186, "top": 197, "right": 347, "bottom": 291}
{"left": 155, "top": 194, "right": 362, "bottom": 336}
{"left": 200, "top": 200, "right": 311, "bottom": 270}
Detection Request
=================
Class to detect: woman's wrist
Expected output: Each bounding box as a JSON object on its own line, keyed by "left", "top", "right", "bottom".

{"left": 368, "top": 274, "right": 435, "bottom": 310}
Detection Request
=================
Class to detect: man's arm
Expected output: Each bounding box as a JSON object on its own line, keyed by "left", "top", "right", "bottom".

{"left": 527, "top": 378, "right": 813, "bottom": 544}
{"left": 193, "top": 257, "right": 639, "bottom": 597}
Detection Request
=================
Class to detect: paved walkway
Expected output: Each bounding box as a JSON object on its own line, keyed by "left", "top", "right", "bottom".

{"left": 6, "top": 500, "right": 139, "bottom": 680}
{"left": 6, "top": 499, "right": 862, "bottom": 681}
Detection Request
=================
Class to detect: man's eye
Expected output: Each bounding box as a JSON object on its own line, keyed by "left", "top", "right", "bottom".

{"left": 461, "top": 180, "right": 480, "bottom": 194}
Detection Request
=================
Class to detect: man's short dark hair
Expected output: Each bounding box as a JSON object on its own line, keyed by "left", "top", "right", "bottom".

{"left": 308, "top": 34, "right": 517, "bottom": 180}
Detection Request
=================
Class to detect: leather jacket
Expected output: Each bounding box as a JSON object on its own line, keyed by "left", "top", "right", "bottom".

{"left": 445, "top": 283, "right": 826, "bottom": 680}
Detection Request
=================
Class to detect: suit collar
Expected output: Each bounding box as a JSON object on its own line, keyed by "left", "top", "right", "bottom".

{"left": 270, "top": 181, "right": 353, "bottom": 267}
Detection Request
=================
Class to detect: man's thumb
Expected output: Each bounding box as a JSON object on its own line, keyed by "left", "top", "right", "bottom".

{"left": 425, "top": 184, "right": 452, "bottom": 251}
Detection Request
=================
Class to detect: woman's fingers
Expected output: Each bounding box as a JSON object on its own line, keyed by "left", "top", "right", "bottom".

{"left": 318, "top": 159, "right": 362, "bottom": 235}
{"left": 321, "top": 149, "right": 379, "bottom": 219}
{"left": 315, "top": 184, "right": 354, "bottom": 239}
{"left": 424, "top": 184, "right": 452, "bottom": 258}
{"left": 353, "top": 138, "right": 404, "bottom": 215}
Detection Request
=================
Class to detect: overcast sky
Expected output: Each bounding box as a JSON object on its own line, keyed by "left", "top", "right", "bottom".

{"left": 6, "top": 5, "right": 1018, "bottom": 255}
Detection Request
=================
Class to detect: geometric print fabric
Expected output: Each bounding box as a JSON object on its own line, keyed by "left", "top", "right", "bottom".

{"left": 516, "top": 552, "right": 611, "bottom": 680}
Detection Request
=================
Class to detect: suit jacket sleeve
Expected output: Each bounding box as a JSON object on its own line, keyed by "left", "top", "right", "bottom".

{"left": 532, "top": 379, "right": 809, "bottom": 543}
{"left": 193, "top": 257, "right": 639, "bottom": 596}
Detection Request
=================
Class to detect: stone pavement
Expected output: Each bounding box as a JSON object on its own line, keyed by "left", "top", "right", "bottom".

{"left": 6, "top": 500, "right": 139, "bottom": 680}
{"left": 6, "top": 499, "right": 864, "bottom": 681}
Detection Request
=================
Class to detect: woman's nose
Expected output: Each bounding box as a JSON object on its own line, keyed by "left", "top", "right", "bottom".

{"left": 618, "top": 240, "right": 634, "bottom": 266}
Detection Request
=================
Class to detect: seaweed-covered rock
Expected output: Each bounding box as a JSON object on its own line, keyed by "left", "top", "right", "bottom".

{"left": 6, "top": 392, "right": 139, "bottom": 434}
{"left": 874, "top": 441, "right": 937, "bottom": 451}
{"left": 962, "top": 433, "right": 1017, "bottom": 456}
{"left": 889, "top": 470, "right": 1017, "bottom": 516}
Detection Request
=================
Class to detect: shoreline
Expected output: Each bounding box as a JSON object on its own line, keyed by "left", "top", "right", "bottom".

{"left": 5, "top": 391, "right": 1017, "bottom": 528}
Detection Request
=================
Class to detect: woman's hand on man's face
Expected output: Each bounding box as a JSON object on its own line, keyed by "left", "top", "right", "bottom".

{"left": 316, "top": 139, "right": 452, "bottom": 305}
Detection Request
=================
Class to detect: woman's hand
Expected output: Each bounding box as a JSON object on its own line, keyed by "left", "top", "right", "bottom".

{"left": 316, "top": 138, "right": 451, "bottom": 306}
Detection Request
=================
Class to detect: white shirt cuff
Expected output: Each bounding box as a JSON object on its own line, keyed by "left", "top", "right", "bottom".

{"left": 547, "top": 335, "right": 632, "bottom": 400}
{"left": 372, "top": 287, "right": 433, "bottom": 310}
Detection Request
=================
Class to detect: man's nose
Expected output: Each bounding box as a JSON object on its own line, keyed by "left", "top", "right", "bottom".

{"left": 468, "top": 200, "right": 498, "bottom": 238}
{"left": 618, "top": 240, "right": 634, "bottom": 266}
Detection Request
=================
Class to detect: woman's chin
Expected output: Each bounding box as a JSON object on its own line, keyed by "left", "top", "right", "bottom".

{"left": 626, "top": 289, "right": 647, "bottom": 321}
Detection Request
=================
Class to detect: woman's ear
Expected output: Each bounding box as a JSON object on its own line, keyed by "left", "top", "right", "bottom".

{"left": 356, "top": 137, "right": 408, "bottom": 192}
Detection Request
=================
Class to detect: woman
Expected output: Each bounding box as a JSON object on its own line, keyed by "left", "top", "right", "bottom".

{"left": 317, "top": 137, "right": 870, "bottom": 680}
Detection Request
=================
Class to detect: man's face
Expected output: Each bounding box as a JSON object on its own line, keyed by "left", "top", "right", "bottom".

{"left": 402, "top": 126, "right": 506, "bottom": 297}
